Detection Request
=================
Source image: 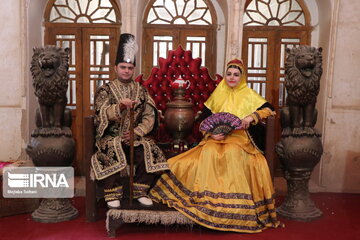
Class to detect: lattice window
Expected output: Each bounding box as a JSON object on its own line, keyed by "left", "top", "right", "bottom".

{"left": 153, "top": 36, "right": 173, "bottom": 66}
{"left": 56, "top": 35, "right": 77, "bottom": 109}
{"left": 49, "top": 0, "right": 120, "bottom": 23}
{"left": 246, "top": 37, "right": 301, "bottom": 105}
{"left": 244, "top": 0, "right": 306, "bottom": 26}
{"left": 147, "top": 0, "right": 212, "bottom": 25}
{"left": 89, "top": 35, "right": 111, "bottom": 108}
{"left": 186, "top": 36, "right": 206, "bottom": 65}
{"left": 246, "top": 38, "right": 268, "bottom": 98}
{"left": 279, "top": 38, "right": 300, "bottom": 107}
{"left": 142, "top": 0, "right": 217, "bottom": 78}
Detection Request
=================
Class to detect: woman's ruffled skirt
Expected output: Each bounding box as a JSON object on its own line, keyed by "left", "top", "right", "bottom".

{"left": 149, "top": 130, "right": 280, "bottom": 233}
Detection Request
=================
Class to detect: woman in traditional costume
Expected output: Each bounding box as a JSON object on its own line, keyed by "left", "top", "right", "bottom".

{"left": 149, "top": 59, "right": 280, "bottom": 233}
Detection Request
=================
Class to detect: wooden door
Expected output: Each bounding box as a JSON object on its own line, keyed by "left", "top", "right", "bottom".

{"left": 45, "top": 27, "right": 119, "bottom": 175}
{"left": 142, "top": 0, "right": 217, "bottom": 78}
{"left": 142, "top": 27, "right": 215, "bottom": 78}
{"left": 242, "top": 29, "right": 308, "bottom": 175}
{"left": 142, "top": 28, "right": 179, "bottom": 77}
{"left": 180, "top": 28, "right": 215, "bottom": 71}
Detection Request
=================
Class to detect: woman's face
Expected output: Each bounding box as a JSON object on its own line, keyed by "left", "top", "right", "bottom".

{"left": 225, "top": 67, "right": 242, "bottom": 88}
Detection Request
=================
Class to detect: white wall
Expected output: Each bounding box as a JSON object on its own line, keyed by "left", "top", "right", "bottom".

{"left": 27, "top": 0, "right": 47, "bottom": 143}
{"left": 318, "top": 0, "right": 360, "bottom": 192}
{"left": 0, "top": 1, "right": 27, "bottom": 160}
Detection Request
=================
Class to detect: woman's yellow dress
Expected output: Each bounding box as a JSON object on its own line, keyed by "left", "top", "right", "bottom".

{"left": 149, "top": 129, "right": 280, "bottom": 233}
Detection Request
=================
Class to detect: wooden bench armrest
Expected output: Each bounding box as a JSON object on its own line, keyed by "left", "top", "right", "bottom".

{"left": 265, "top": 115, "right": 275, "bottom": 179}
{"left": 84, "top": 115, "right": 97, "bottom": 222}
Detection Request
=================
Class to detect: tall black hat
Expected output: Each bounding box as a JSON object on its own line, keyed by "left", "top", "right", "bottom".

{"left": 115, "top": 33, "right": 138, "bottom": 66}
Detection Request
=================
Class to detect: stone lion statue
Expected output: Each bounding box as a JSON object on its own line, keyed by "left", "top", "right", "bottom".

{"left": 282, "top": 46, "right": 323, "bottom": 136}
{"left": 30, "top": 46, "right": 71, "bottom": 136}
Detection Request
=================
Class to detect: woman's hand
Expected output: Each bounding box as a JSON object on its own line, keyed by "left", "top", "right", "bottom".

{"left": 211, "top": 133, "right": 225, "bottom": 141}
{"left": 241, "top": 116, "right": 254, "bottom": 129}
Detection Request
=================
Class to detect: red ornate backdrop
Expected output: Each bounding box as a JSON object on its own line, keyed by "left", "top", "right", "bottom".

{"left": 136, "top": 45, "right": 222, "bottom": 145}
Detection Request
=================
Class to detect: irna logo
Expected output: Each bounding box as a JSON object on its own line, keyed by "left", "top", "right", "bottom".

{"left": 2, "top": 167, "right": 74, "bottom": 198}
{"left": 7, "top": 172, "right": 69, "bottom": 188}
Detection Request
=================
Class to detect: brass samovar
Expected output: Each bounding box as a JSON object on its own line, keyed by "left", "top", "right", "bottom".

{"left": 164, "top": 76, "right": 195, "bottom": 152}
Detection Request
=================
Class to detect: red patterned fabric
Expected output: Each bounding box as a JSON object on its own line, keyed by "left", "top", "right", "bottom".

{"left": 0, "top": 162, "right": 11, "bottom": 169}
{"left": 136, "top": 45, "right": 222, "bottom": 144}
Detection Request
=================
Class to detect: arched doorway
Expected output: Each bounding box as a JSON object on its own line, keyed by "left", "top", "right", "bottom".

{"left": 242, "top": 0, "right": 312, "bottom": 175}
{"left": 43, "top": 0, "right": 121, "bottom": 174}
{"left": 142, "top": 0, "right": 218, "bottom": 77}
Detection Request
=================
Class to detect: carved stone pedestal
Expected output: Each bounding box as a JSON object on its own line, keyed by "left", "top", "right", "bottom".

{"left": 277, "top": 169, "right": 322, "bottom": 221}
{"left": 26, "top": 133, "right": 79, "bottom": 223}
{"left": 32, "top": 198, "right": 78, "bottom": 223}
{"left": 27, "top": 133, "right": 75, "bottom": 167}
{"left": 276, "top": 135, "right": 323, "bottom": 222}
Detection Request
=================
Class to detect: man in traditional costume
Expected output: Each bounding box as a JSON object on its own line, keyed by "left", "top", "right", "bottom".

{"left": 91, "top": 33, "right": 169, "bottom": 208}
{"left": 149, "top": 59, "right": 280, "bottom": 233}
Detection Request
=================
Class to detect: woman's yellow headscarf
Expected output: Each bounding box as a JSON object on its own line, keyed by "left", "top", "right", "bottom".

{"left": 204, "top": 59, "right": 267, "bottom": 119}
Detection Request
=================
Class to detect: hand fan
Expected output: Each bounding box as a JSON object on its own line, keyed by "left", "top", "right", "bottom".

{"left": 200, "top": 112, "right": 242, "bottom": 135}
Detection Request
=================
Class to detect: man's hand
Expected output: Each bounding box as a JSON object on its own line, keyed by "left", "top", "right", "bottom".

{"left": 211, "top": 133, "right": 225, "bottom": 141}
{"left": 122, "top": 131, "right": 139, "bottom": 145}
{"left": 120, "top": 98, "right": 138, "bottom": 109}
{"left": 241, "top": 115, "right": 254, "bottom": 129}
